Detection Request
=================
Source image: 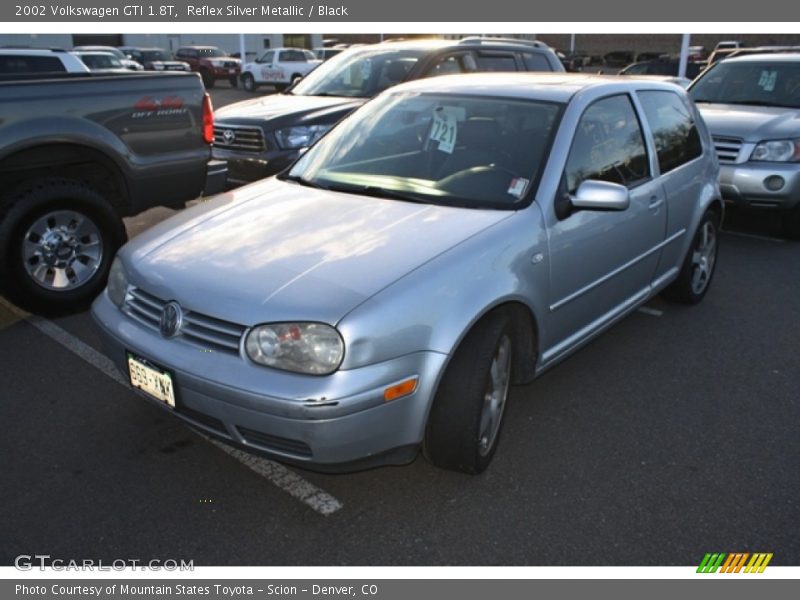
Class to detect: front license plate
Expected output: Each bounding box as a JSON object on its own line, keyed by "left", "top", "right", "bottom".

{"left": 127, "top": 354, "right": 175, "bottom": 408}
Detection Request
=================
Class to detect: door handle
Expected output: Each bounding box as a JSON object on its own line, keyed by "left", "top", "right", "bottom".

{"left": 649, "top": 196, "right": 664, "bottom": 210}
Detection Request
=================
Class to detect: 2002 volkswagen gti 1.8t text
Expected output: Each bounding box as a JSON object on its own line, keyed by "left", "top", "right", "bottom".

{"left": 92, "top": 73, "right": 722, "bottom": 474}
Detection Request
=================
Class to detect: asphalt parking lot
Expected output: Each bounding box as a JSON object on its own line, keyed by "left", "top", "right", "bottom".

{"left": 1, "top": 85, "right": 799, "bottom": 567}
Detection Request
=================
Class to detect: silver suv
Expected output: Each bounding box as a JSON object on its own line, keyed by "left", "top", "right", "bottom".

{"left": 689, "top": 53, "right": 800, "bottom": 237}
{"left": 93, "top": 74, "right": 721, "bottom": 474}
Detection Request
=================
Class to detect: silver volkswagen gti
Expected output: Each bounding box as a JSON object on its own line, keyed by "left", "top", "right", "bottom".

{"left": 92, "top": 73, "right": 722, "bottom": 474}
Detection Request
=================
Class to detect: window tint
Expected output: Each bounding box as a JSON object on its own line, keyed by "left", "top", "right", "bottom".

{"left": 280, "top": 49, "right": 309, "bottom": 62}
{"left": 260, "top": 51, "right": 275, "bottom": 63}
{"left": 426, "top": 54, "right": 470, "bottom": 77}
{"left": 565, "top": 94, "right": 650, "bottom": 194}
{"left": 638, "top": 90, "right": 702, "bottom": 173}
{"left": 475, "top": 53, "right": 518, "bottom": 72}
{"left": 522, "top": 52, "right": 550, "bottom": 71}
{"left": 0, "top": 55, "right": 65, "bottom": 73}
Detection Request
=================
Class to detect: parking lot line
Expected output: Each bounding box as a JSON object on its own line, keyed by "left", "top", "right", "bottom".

{"left": 721, "top": 229, "right": 787, "bottom": 243}
{"left": 636, "top": 306, "right": 663, "bottom": 317}
{"left": 0, "top": 297, "right": 343, "bottom": 517}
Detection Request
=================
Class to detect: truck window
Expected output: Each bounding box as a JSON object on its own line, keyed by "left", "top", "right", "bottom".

{"left": 0, "top": 55, "right": 66, "bottom": 73}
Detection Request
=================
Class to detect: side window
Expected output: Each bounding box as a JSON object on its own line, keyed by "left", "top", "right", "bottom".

{"left": 638, "top": 90, "right": 702, "bottom": 174}
{"left": 425, "top": 54, "right": 469, "bottom": 77}
{"left": 522, "top": 52, "right": 550, "bottom": 72}
{"left": 261, "top": 51, "right": 275, "bottom": 64}
{"left": 475, "top": 53, "right": 519, "bottom": 72}
{"left": 280, "top": 50, "right": 307, "bottom": 62}
{"left": 0, "top": 55, "right": 66, "bottom": 73}
{"left": 564, "top": 95, "right": 650, "bottom": 194}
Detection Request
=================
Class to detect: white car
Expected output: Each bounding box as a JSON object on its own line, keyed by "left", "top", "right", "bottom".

{"left": 240, "top": 47, "right": 321, "bottom": 92}
{"left": 0, "top": 48, "right": 89, "bottom": 74}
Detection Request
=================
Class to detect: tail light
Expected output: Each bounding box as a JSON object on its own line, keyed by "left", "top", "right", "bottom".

{"left": 202, "top": 92, "right": 214, "bottom": 144}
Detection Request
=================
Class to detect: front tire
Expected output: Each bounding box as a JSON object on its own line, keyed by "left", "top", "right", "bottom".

{"left": 0, "top": 178, "right": 126, "bottom": 314}
{"left": 229, "top": 75, "right": 238, "bottom": 88}
{"left": 242, "top": 73, "right": 257, "bottom": 92}
{"left": 423, "top": 311, "right": 514, "bottom": 474}
{"left": 200, "top": 70, "right": 215, "bottom": 89}
{"left": 663, "top": 209, "right": 720, "bottom": 304}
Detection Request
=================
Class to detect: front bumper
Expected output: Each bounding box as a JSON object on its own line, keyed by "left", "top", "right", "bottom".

{"left": 719, "top": 162, "right": 800, "bottom": 210}
{"left": 212, "top": 146, "right": 297, "bottom": 186}
{"left": 91, "top": 292, "right": 447, "bottom": 470}
{"left": 211, "top": 66, "right": 240, "bottom": 79}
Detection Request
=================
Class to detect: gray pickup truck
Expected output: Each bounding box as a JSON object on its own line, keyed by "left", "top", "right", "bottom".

{"left": 0, "top": 69, "right": 226, "bottom": 312}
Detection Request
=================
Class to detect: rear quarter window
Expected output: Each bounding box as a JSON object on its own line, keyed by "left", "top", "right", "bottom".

{"left": 0, "top": 55, "right": 66, "bottom": 73}
{"left": 522, "top": 52, "right": 551, "bottom": 71}
{"left": 475, "top": 53, "right": 519, "bottom": 72}
{"left": 638, "top": 90, "right": 702, "bottom": 174}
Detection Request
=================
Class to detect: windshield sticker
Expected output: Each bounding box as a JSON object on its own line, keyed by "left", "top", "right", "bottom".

{"left": 758, "top": 70, "right": 777, "bottom": 92}
{"left": 507, "top": 177, "right": 529, "bottom": 199}
{"left": 430, "top": 107, "right": 465, "bottom": 154}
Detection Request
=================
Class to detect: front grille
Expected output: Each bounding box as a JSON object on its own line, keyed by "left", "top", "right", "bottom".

{"left": 213, "top": 124, "right": 266, "bottom": 152}
{"left": 238, "top": 426, "right": 313, "bottom": 457}
{"left": 179, "top": 407, "right": 227, "bottom": 435}
{"left": 125, "top": 287, "right": 246, "bottom": 355}
{"left": 222, "top": 61, "right": 238, "bottom": 69}
{"left": 713, "top": 136, "right": 743, "bottom": 163}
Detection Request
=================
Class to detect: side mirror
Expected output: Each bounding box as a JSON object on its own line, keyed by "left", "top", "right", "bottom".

{"left": 570, "top": 180, "right": 630, "bottom": 211}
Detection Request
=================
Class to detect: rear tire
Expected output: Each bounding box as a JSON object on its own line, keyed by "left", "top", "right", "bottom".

{"left": 0, "top": 178, "right": 126, "bottom": 314}
{"left": 663, "top": 209, "right": 720, "bottom": 304}
{"left": 423, "top": 311, "right": 514, "bottom": 474}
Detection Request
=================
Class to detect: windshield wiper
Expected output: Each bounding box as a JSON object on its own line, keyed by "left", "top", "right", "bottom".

{"left": 326, "top": 184, "right": 428, "bottom": 204}
{"left": 281, "top": 174, "right": 328, "bottom": 189}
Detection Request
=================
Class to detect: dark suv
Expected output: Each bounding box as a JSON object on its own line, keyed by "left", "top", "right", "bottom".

{"left": 213, "top": 38, "right": 564, "bottom": 186}
{"left": 175, "top": 46, "right": 240, "bottom": 88}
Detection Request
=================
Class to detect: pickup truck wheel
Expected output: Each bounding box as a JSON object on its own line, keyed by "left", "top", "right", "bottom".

{"left": 782, "top": 206, "right": 800, "bottom": 240}
{"left": 200, "top": 70, "right": 215, "bottom": 89}
{"left": 0, "top": 179, "right": 126, "bottom": 314}
{"left": 228, "top": 75, "right": 238, "bottom": 88}
{"left": 663, "top": 209, "right": 720, "bottom": 304}
{"left": 242, "top": 73, "right": 257, "bottom": 92}
{"left": 423, "top": 311, "right": 514, "bottom": 474}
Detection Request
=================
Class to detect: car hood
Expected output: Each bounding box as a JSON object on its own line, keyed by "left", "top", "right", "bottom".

{"left": 122, "top": 178, "right": 511, "bottom": 326}
{"left": 214, "top": 93, "right": 365, "bottom": 124}
{"left": 695, "top": 102, "right": 800, "bottom": 141}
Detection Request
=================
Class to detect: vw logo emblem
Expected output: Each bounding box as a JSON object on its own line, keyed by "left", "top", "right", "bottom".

{"left": 160, "top": 301, "right": 183, "bottom": 338}
{"left": 222, "top": 129, "right": 236, "bottom": 145}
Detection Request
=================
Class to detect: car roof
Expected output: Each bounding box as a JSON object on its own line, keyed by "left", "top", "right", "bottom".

{"left": 347, "top": 38, "right": 551, "bottom": 53}
{"left": 387, "top": 71, "right": 685, "bottom": 103}
{"left": 0, "top": 48, "right": 68, "bottom": 55}
{"left": 724, "top": 52, "right": 800, "bottom": 63}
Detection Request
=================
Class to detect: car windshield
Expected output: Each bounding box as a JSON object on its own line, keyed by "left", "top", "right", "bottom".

{"left": 80, "top": 53, "right": 123, "bottom": 69}
{"left": 690, "top": 61, "right": 800, "bottom": 108}
{"left": 197, "top": 48, "right": 228, "bottom": 58}
{"left": 142, "top": 50, "right": 172, "bottom": 61}
{"left": 284, "top": 92, "right": 562, "bottom": 210}
{"left": 289, "top": 48, "right": 426, "bottom": 98}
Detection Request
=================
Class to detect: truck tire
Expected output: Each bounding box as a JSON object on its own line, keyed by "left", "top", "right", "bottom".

{"left": 242, "top": 73, "right": 257, "bottom": 92}
{"left": 423, "top": 311, "right": 514, "bottom": 474}
{"left": 229, "top": 75, "right": 238, "bottom": 87}
{"left": 0, "top": 178, "right": 127, "bottom": 314}
{"left": 200, "top": 70, "right": 215, "bottom": 89}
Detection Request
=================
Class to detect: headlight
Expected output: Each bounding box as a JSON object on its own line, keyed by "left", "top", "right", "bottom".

{"left": 275, "top": 124, "right": 332, "bottom": 149}
{"left": 107, "top": 257, "right": 129, "bottom": 308}
{"left": 750, "top": 140, "right": 800, "bottom": 162}
{"left": 245, "top": 323, "right": 344, "bottom": 375}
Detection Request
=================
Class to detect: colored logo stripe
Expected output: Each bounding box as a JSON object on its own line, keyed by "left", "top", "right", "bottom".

{"left": 697, "top": 553, "right": 773, "bottom": 573}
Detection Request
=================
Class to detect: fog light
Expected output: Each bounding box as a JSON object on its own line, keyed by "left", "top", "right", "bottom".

{"left": 764, "top": 175, "right": 785, "bottom": 191}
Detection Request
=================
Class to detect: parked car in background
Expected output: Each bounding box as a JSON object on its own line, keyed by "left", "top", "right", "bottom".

{"left": 93, "top": 73, "right": 721, "bottom": 474}
{"left": 239, "top": 47, "right": 321, "bottom": 92}
{"left": 119, "top": 47, "right": 191, "bottom": 72}
{"left": 72, "top": 45, "right": 143, "bottom": 71}
{"left": 604, "top": 50, "right": 635, "bottom": 67}
{"left": 619, "top": 57, "right": 705, "bottom": 79}
{"left": 72, "top": 51, "right": 133, "bottom": 74}
{"left": 314, "top": 47, "right": 344, "bottom": 61}
{"left": 0, "top": 71, "right": 225, "bottom": 312}
{"left": 714, "top": 40, "right": 743, "bottom": 53}
{"left": 175, "top": 45, "right": 240, "bottom": 88}
{"left": 0, "top": 48, "right": 89, "bottom": 75}
{"left": 689, "top": 52, "right": 800, "bottom": 238}
{"left": 213, "top": 38, "right": 565, "bottom": 186}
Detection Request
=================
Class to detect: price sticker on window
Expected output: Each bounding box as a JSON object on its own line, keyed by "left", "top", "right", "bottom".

{"left": 758, "top": 70, "right": 777, "bottom": 92}
{"left": 430, "top": 107, "right": 465, "bottom": 154}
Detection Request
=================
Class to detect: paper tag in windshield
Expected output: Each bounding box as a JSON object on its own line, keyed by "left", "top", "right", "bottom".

{"left": 430, "top": 107, "right": 466, "bottom": 154}
{"left": 758, "top": 70, "right": 777, "bottom": 92}
{"left": 507, "top": 177, "right": 529, "bottom": 199}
